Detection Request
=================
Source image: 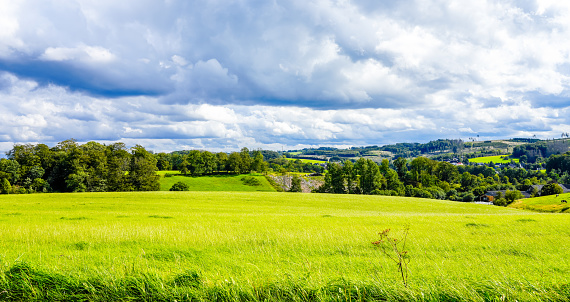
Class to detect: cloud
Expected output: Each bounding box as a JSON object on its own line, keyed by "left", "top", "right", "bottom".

{"left": 2, "top": 1, "right": 570, "bottom": 151}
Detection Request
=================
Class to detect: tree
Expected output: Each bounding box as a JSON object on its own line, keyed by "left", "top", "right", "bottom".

{"left": 289, "top": 175, "right": 302, "bottom": 192}
{"left": 127, "top": 145, "right": 160, "bottom": 191}
{"left": 1, "top": 178, "right": 11, "bottom": 194}
{"left": 328, "top": 162, "right": 345, "bottom": 194}
{"left": 227, "top": 152, "right": 243, "bottom": 174}
{"left": 343, "top": 160, "right": 357, "bottom": 194}
{"left": 186, "top": 150, "right": 204, "bottom": 176}
{"left": 251, "top": 150, "right": 265, "bottom": 173}
{"left": 105, "top": 143, "right": 130, "bottom": 191}
{"left": 504, "top": 190, "right": 523, "bottom": 204}
{"left": 240, "top": 148, "right": 252, "bottom": 173}
{"left": 180, "top": 157, "right": 190, "bottom": 175}
{"left": 393, "top": 157, "right": 407, "bottom": 180}
{"left": 541, "top": 183, "right": 563, "bottom": 196}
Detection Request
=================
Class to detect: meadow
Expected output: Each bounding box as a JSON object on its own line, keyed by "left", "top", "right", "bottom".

{"left": 157, "top": 172, "right": 276, "bottom": 192}
{"left": 0, "top": 192, "right": 569, "bottom": 301}
{"left": 468, "top": 155, "right": 519, "bottom": 164}
{"left": 509, "top": 192, "right": 570, "bottom": 213}
{"left": 284, "top": 158, "right": 328, "bottom": 164}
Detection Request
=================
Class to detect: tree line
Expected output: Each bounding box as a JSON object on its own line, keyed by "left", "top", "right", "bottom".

{"left": 0, "top": 140, "right": 323, "bottom": 194}
{"left": 315, "top": 155, "right": 569, "bottom": 206}
{"left": 1, "top": 140, "right": 159, "bottom": 193}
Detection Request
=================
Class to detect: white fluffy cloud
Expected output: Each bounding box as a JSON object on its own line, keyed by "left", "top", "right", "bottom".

{"left": 1, "top": 0, "right": 570, "bottom": 151}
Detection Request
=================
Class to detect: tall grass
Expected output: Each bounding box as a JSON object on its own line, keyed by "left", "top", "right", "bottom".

{"left": 0, "top": 192, "right": 568, "bottom": 300}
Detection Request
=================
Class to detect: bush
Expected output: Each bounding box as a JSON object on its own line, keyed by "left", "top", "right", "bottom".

{"left": 169, "top": 182, "right": 189, "bottom": 191}
{"left": 541, "top": 183, "right": 563, "bottom": 196}
{"left": 505, "top": 190, "right": 523, "bottom": 204}
{"left": 493, "top": 198, "right": 508, "bottom": 207}
{"left": 462, "top": 193, "right": 475, "bottom": 202}
{"left": 164, "top": 173, "right": 174, "bottom": 178}
{"left": 425, "top": 186, "right": 445, "bottom": 200}
{"left": 241, "top": 176, "right": 261, "bottom": 186}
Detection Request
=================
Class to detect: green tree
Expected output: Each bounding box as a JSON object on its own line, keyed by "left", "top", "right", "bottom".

{"left": 393, "top": 157, "right": 407, "bottom": 180}
{"left": 289, "top": 174, "right": 302, "bottom": 192}
{"left": 541, "top": 183, "right": 564, "bottom": 196}
{"left": 240, "top": 147, "right": 252, "bottom": 173}
{"left": 216, "top": 152, "right": 228, "bottom": 172}
{"left": 127, "top": 145, "right": 160, "bottom": 191}
{"left": 343, "top": 160, "right": 357, "bottom": 194}
{"left": 180, "top": 156, "right": 190, "bottom": 175}
{"left": 1, "top": 178, "right": 11, "bottom": 194}
{"left": 251, "top": 150, "right": 264, "bottom": 173}
{"left": 105, "top": 143, "right": 130, "bottom": 191}
{"left": 201, "top": 151, "right": 217, "bottom": 175}
{"left": 186, "top": 150, "right": 204, "bottom": 176}
{"left": 505, "top": 190, "right": 524, "bottom": 204}
{"left": 328, "top": 162, "right": 345, "bottom": 194}
{"left": 227, "top": 152, "right": 243, "bottom": 174}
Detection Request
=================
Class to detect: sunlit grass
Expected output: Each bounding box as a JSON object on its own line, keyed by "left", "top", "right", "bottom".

{"left": 0, "top": 192, "right": 568, "bottom": 300}
{"left": 284, "top": 158, "right": 327, "bottom": 164}
{"left": 510, "top": 192, "right": 570, "bottom": 213}
{"left": 158, "top": 172, "right": 275, "bottom": 192}
{"left": 468, "top": 155, "right": 518, "bottom": 164}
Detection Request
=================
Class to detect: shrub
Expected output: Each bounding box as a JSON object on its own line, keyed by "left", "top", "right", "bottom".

{"left": 169, "top": 182, "right": 189, "bottom": 191}
{"left": 425, "top": 186, "right": 445, "bottom": 199}
{"left": 493, "top": 198, "right": 508, "bottom": 207}
{"left": 462, "top": 193, "right": 475, "bottom": 202}
{"left": 541, "top": 183, "right": 563, "bottom": 196}
{"left": 504, "top": 190, "right": 523, "bottom": 204}
{"left": 241, "top": 176, "right": 261, "bottom": 186}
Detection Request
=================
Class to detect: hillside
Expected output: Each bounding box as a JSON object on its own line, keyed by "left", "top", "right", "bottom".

{"left": 509, "top": 193, "right": 570, "bottom": 213}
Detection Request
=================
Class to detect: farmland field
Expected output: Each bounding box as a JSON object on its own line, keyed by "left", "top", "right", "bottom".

{"left": 0, "top": 192, "right": 569, "bottom": 300}
{"left": 468, "top": 155, "right": 519, "bottom": 164}
{"left": 158, "top": 172, "right": 276, "bottom": 192}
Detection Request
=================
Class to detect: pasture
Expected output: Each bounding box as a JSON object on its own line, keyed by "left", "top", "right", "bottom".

{"left": 468, "top": 155, "right": 519, "bottom": 164}
{"left": 158, "top": 172, "right": 275, "bottom": 192}
{"left": 0, "top": 192, "right": 569, "bottom": 301}
{"left": 284, "top": 158, "right": 328, "bottom": 164}
{"left": 510, "top": 193, "right": 570, "bottom": 213}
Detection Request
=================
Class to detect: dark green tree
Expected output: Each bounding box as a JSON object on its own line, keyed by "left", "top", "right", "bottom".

{"left": 1, "top": 178, "right": 11, "bottom": 194}
{"left": 127, "top": 145, "right": 160, "bottom": 191}
{"left": 541, "top": 183, "right": 563, "bottom": 196}
{"left": 289, "top": 175, "right": 302, "bottom": 192}
{"left": 343, "top": 160, "right": 357, "bottom": 194}
{"left": 393, "top": 157, "right": 407, "bottom": 180}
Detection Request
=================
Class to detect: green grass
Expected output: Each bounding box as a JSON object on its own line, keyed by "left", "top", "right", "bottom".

{"left": 468, "top": 155, "right": 519, "bottom": 164}
{"left": 510, "top": 193, "right": 570, "bottom": 213}
{"left": 158, "top": 172, "right": 276, "bottom": 192}
{"left": 285, "top": 158, "right": 327, "bottom": 164}
{"left": 0, "top": 192, "right": 569, "bottom": 300}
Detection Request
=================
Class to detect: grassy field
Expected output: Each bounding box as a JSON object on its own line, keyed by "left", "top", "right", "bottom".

{"left": 0, "top": 192, "right": 569, "bottom": 300}
{"left": 285, "top": 158, "right": 328, "bottom": 164}
{"left": 510, "top": 193, "right": 570, "bottom": 213}
{"left": 468, "top": 155, "right": 519, "bottom": 164}
{"left": 158, "top": 172, "right": 276, "bottom": 192}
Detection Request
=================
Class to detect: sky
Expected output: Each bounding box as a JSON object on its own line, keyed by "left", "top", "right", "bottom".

{"left": 1, "top": 0, "right": 570, "bottom": 153}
